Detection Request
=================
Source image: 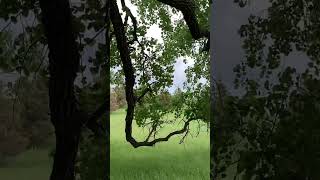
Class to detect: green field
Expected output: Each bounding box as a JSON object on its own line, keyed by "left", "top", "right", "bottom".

{"left": 0, "top": 109, "right": 209, "bottom": 180}
{"left": 110, "top": 109, "right": 210, "bottom": 180}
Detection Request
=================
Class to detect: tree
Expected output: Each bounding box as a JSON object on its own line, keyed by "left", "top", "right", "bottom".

{"left": 38, "top": 0, "right": 108, "bottom": 179}
{"left": 212, "top": 1, "right": 320, "bottom": 179}
{"left": 0, "top": 0, "right": 210, "bottom": 179}
{"left": 110, "top": 0, "right": 210, "bottom": 147}
{"left": 0, "top": 0, "right": 110, "bottom": 178}
{"left": 0, "top": 33, "right": 52, "bottom": 165}
{"left": 110, "top": 85, "right": 126, "bottom": 111}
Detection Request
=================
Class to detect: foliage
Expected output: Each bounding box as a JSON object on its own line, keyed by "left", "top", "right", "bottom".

{"left": 110, "top": 85, "right": 126, "bottom": 111}
{"left": 77, "top": 131, "right": 107, "bottom": 180}
{"left": 111, "top": 0, "right": 210, "bottom": 144}
{"left": 0, "top": 76, "right": 52, "bottom": 161}
{"left": 12, "top": 76, "right": 52, "bottom": 148}
{"left": 1, "top": 0, "right": 108, "bottom": 178}
{"left": 110, "top": 109, "right": 210, "bottom": 180}
{"left": 75, "top": 75, "right": 108, "bottom": 179}
{"left": 213, "top": 1, "right": 320, "bottom": 179}
{"left": 0, "top": 0, "right": 210, "bottom": 178}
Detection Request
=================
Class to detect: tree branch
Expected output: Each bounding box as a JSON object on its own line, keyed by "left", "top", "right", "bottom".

{"left": 132, "top": 118, "right": 197, "bottom": 148}
{"left": 111, "top": 0, "right": 202, "bottom": 148}
{"left": 120, "top": 0, "right": 138, "bottom": 44}
{"left": 157, "top": 0, "right": 209, "bottom": 41}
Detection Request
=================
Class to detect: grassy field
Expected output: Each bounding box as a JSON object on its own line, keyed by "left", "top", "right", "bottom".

{"left": 0, "top": 148, "right": 52, "bottom": 180}
{"left": 110, "top": 109, "right": 210, "bottom": 180}
{"left": 0, "top": 109, "right": 209, "bottom": 180}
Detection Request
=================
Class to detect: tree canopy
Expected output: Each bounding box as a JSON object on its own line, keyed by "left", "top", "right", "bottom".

{"left": 0, "top": 0, "right": 210, "bottom": 179}
{"left": 212, "top": 1, "right": 320, "bottom": 179}
{"left": 109, "top": 0, "right": 210, "bottom": 147}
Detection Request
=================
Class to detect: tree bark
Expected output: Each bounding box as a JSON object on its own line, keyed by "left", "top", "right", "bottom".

{"left": 39, "top": 0, "right": 81, "bottom": 179}
{"left": 105, "top": 0, "right": 111, "bottom": 178}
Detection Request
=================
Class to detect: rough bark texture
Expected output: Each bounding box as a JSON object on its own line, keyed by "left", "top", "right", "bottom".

{"left": 39, "top": 0, "right": 108, "bottom": 179}
{"left": 39, "top": 0, "right": 81, "bottom": 179}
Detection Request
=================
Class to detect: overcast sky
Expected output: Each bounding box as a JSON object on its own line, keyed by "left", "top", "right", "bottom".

{"left": 118, "top": 0, "right": 197, "bottom": 94}
{"left": 0, "top": 0, "right": 195, "bottom": 94}
{"left": 211, "top": 0, "right": 310, "bottom": 95}
{"left": 1, "top": 1, "right": 313, "bottom": 95}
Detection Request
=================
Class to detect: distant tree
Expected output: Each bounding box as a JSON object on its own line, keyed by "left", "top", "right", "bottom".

{"left": 112, "top": 85, "right": 126, "bottom": 109}
{"left": 0, "top": 32, "right": 51, "bottom": 161}
{"left": 0, "top": 86, "right": 29, "bottom": 163}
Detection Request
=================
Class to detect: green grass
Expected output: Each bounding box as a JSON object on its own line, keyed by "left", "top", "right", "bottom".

{"left": 110, "top": 109, "right": 210, "bottom": 180}
{"left": 0, "top": 109, "right": 209, "bottom": 180}
{"left": 0, "top": 148, "right": 52, "bottom": 180}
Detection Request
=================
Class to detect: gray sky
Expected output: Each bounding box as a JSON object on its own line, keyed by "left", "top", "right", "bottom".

{"left": 118, "top": 0, "right": 198, "bottom": 94}
{"left": 211, "top": 0, "right": 310, "bottom": 95}
{"left": 0, "top": 0, "right": 192, "bottom": 93}
{"left": 1, "top": 1, "right": 312, "bottom": 93}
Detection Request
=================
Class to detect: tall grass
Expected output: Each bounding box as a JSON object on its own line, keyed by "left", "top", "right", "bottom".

{"left": 110, "top": 109, "right": 210, "bottom": 180}
{"left": 0, "top": 109, "right": 210, "bottom": 180}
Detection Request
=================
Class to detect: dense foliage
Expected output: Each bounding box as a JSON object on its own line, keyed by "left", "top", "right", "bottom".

{"left": 111, "top": 0, "right": 210, "bottom": 146}
{"left": 0, "top": 0, "right": 210, "bottom": 179}
{"left": 213, "top": 1, "right": 320, "bottom": 179}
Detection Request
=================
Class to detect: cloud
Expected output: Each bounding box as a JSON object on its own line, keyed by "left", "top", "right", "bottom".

{"left": 168, "top": 58, "right": 195, "bottom": 94}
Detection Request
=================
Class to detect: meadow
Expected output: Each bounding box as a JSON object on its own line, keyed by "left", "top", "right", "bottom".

{"left": 0, "top": 109, "right": 210, "bottom": 180}
{"left": 110, "top": 109, "right": 210, "bottom": 180}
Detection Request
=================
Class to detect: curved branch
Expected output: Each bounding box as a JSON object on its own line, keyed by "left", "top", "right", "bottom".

{"left": 136, "top": 118, "right": 196, "bottom": 147}
{"left": 110, "top": 0, "right": 200, "bottom": 148}
{"left": 110, "top": 0, "right": 136, "bottom": 146}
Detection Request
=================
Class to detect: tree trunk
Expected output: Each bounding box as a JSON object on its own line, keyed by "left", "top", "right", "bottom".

{"left": 39, "top": 0, "right": 81, "bottom": 179}
{"left": 105, "top": 0, "right": 111, "bottom": 178}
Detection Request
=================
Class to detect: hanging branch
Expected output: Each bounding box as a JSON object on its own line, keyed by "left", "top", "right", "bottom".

{"left": 110, "top": 0, "right": 200, "bottom": 148}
